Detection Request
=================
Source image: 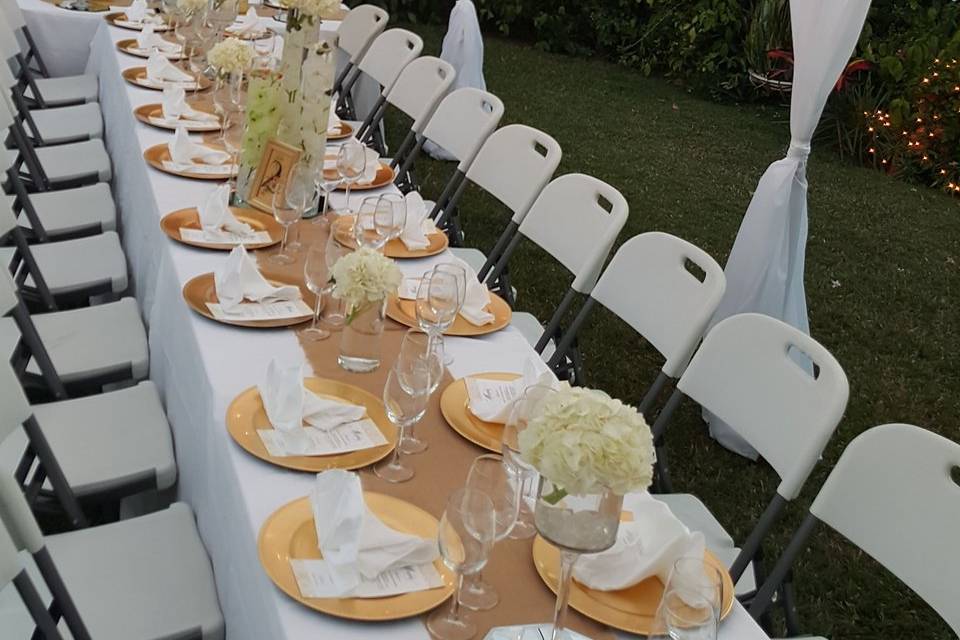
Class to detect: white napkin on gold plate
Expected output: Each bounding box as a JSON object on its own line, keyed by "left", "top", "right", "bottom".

{"left": 327, "top": 98, "right": 343, "bottom": 133}
{"left": 146, "top": 52, "right": 194, "bottom": 84}
{"left": 228, "top": 7, "right": 261, "bottom": 35}
{"left": 137, "top": 24, "right": 178, "bottom": 52}
{"left": 213, "top": 245, "right": 301, "bottom": 312}
{"left": 465, "top": 359, "right": 557, "bottom": 424}
{"left": 198, "top": 184, "right": 253, "bottom": 236}
{"left": 573, "top": 492, "right": 706, "bottom": 590}
{"left": 112, "top": 0, "right": 149, "bottom": 21}
{"left": 357, "top": 147, "right": 381, "bottom": 185}
{"left": 258, "top": 360, "right": 367, "bottom": 432}
{"left": 451, "top": 256, "right": 495, "bottom": 326}
{"left": 161, "top": 86, "right": 218, "bottom": 123}
{"left": 398, "top": 191, "right": 436, "bottom": 251}
{"left": 169, "top": 126, "right": 230, "bottom": 166}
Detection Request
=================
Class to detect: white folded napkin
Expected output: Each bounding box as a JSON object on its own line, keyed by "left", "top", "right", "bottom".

{"left": 198, "top": 184, "right": 253, "bottom": 236}
{"left": 465, "top": 359, "right": 557, "bottom": 424}
{"left": 573, "top": 493, "right": 706, "bottom": 590}
{"left": 146, "top": 52, "right": 193, "bottom": 84}
{"left": 358, "top": 147, "right": 380, "bottom": 184}
{"left": 113, "top": 0, "right": 148, "bottom": 20}
{"left": 213, "top": 245, "right": 301, "bottom": 313}
{"left": 311, "top": 470, "right": 439, "bottom": 590}
{"left": 228, "top": 7, "right": 260, "bottom": 35}
{"left": 398, "top": 191, "right": 436, "bottom": 251}
{"left": 451, "top": 256, "right": 495, "bottom": 326}
{"left": 327, "top": 98, "right": 342, "bottom": 133}
{"left": 168, "top": 126, "right": 231, "bottom": 166}
{"left": 137, "top": 24, "right": 178, "bottom": 52}
{"left": 161, "top": 86, "right": 219, "bottom": 123}
{"left": 258, "top": 360, "right": 367, "bottom": 432}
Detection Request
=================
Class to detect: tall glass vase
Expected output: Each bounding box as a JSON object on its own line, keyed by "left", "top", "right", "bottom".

{"left": 338, "top": 299, "right": 387, "bottom": 372}
{"left": 235, "top": 69, "right": 283, "bottom": 205}
{"left": 534, "top": 479, "right": 622, "bottom": 640}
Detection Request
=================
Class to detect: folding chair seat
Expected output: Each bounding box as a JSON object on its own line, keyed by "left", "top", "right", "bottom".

{"left": 0, "top": 473, "right": 225, "bottom": 640}
{"left": 650, "top": 313, "right": 849, "bottom": 602}
{"left": 14, "top": 181, "right": 117, "bottom": 240}
{"left": 549, "top": 232, "right": 725, "bottom": 414}
{"left": 750, "top": 424, "right": 960, "bottom": 637}
{"left": 337, "top": 27, "right": 422, "bottom": 122}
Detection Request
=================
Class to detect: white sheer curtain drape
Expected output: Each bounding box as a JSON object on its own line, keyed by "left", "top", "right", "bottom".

{"left": 706, "top": 0, "right": 871, "bottom": 457}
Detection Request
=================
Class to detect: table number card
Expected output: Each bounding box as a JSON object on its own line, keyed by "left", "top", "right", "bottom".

{"left": 257, "top": 419, "right": 388, "bottom": 457}
{"left": 290, "top": 559, "right": 444, "bottom": 599}
{"left": 206, "top": 299, "right": 312, "bottom": 321}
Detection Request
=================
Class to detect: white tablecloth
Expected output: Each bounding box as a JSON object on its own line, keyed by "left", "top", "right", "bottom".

{"left": 20, "top": 16, "right": 772, "bottom": 640}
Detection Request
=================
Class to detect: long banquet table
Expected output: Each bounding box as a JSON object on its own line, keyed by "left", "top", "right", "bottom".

{"left": 19, "top": 8, "right": 774, "bottom": 639}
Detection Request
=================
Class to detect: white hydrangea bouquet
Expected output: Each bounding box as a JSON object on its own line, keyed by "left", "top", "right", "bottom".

{"left": 281, "top": 0, "right": 339, "bottom": 31}
{"left": 331, "top": 247, "right": 402, "bottom": 324}
{"left": 207, "top": 37, "right": 254, "bottom": 77}
{"left": 519, "top": 385, "right": 655, "bottom": 500}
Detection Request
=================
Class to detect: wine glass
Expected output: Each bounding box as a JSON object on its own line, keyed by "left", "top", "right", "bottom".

{"left": 375, "top": 193, "right": 406, "bottom": 245}
{"left": 654, "top": 557, "right": 725, "bottom": 636}
{"left": 252, "top": 29, "right": 276, "bottom": 70}
{"left": 269, "top": 186, "right": 299, "bottom": 265}
{"left": 660, "top": 589, "right": 718, "bottom": 640}
{"left": 459, "top": 454, "right": 521, "bottom": 611}
{"left": 433, "top": 262, "right": 467, "bottom": 364}
{"left": 336, "top": 139, "right": 366, "bottom": 212}
{"left": 415, "top": 269, "right": 460, "bottom": 339}
{"left": 321, "top": 229, "right": 349, "bottom": 327}
{"left": 395, "top": 329, "right": 443, "bottom": 454}
{"left": 353, "top": 196, "right": 386, "bottom": 250}
{"left": 313, "top": 156, "right": 342, "bottom": 224}
{"left": 300, "top": 246, "right": 330, "bottom": 341}
{"left": 502, "top": 384, "right": 558, "bottom": 540}
{"left": 284, "top": 163, "right": 314, "bottom": 253}
{"left": 373, "top": 363, "right": 431, "bottom": 483}
{"left": 426, "top": 488, "right": 496, "bottom": 640}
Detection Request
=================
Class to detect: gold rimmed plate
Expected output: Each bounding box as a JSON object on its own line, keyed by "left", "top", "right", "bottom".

{"left": 105, "top": 12, "right": 171, "bottom": 30}
{"left": 224, "top": 27, "right": 272, "bottom": 40}
{"left": 143, "top": 144, "right": 236, "bottom": 181}
{"left": 327, "top": 159, "right": 395, "bottom": 191}
{"left": 532, "top": 537, "right": 735, "bottom": 636}
{"left": 258, "top": 492, "right": 454, "bottom": 620}
{"left": 326, "top": 121, "right": 353, "bottom": 141}
{"left": 55, "top": 0, "right": 114, "bottom": 12}
{"left": 134, "top": 103, "right": 222, "bottom": 132}
{"left": 226, "top": 377, "right": 397, "bottom": 472}
{"left": 182, "top": 272, "right": 313, "bottom": 328}
{"left": 160, "top": 207, "right": 281, "bottom": 250}
{"left": 116, "top": 38, "right": 183, "bottom": 60}
{"left": 386, "top": 294, "right": 512, "bottom": 337}
{"left": 332, "top": 215, "right": 448, "bottom": 259}
{"left": 438, "top": 373, "right": 519, "bottom": 453}
{"left": 122, "top": 66, "right": 210, "bottom": 91}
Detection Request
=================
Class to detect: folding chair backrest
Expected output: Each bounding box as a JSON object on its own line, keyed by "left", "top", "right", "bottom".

{"left": 385, "top": 56, "right": 455, "bottom": 133}
{"left": 0, "top": 77, "right": 14, "bottom": 129}
{"left": 421, "top": 87, "right": 503, "bottom": 172}
{"left": 356, "top": 28, "right": 423, "bottom": 95}
{"left": 0, "top": 469, "right": 43, "bottom": 554}
{"left": 590, "top": 232, "right": 725, "bottom": 378}
{"left": 808, "top": 423, "right": 960, "bottom": 633}
{"left": 337, "top": 4, "right": 388, "bottom": 64}
{"left": 0, "top": 250, "right": 18, "bottom": 314}
{"left": 0, "top": 519, "right": 20, "bottom": 590}
{"left": 0, "top": 354, "right": 30, "bottom": 447}
{"left": 0, "top": 0, "right": 24, "bottom": 31}
{"left": 0, "top": 11, "right": 19, "bottom": 58}
{"left": 517, "top": 173, "right": 628, "bottom": 294}
{"left": 466, "top": 124, "right": 561, "bottom": 223}
{"left": 678, "top": 313, "right": 848, "bottom": 500}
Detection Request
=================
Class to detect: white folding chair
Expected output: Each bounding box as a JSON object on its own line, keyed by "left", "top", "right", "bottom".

{"left": 750, "top": 423, "right": 960, "bottom": 637}
{"left": 445, "top": 123, "right": 562, "bottom": 291}
{"left": 0, "top": 0, "right": 49, "bottom": 77}
{"left": 0, "top": 10, "right": 97, "bottom": 109}
{"left": 1, "top": 195, "right": 127, "bottom": 309}
{"left": 332, "top": 5, "right": 388, "bottom": 101}
{"left": 486, "top": 173, "right": 629, "bottom": 366}
{"left": 336, "top": 27, "right": 423, "bottom": 123}
{"left": 549, "top": 232, "right": 725, "bottom": 404}
{"left": 357, "top": 56, "right": 455, "bottom": 168}
{"left": 650, "top": 313, "right": 849, "bottom": 597}
{"left": 0, "top": 515, "right": 64, "bottom": 639}
{"left": 0, "top": 473, "right": 225, "bottom": 640}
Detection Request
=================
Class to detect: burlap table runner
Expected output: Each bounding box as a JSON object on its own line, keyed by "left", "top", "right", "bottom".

{"left": 254, "top": 220, "right": 614, "bottom": 639}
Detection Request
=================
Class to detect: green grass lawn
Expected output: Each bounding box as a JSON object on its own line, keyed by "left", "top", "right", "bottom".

{"left": 391, "top": 23, "right": 959, "bottom": 640}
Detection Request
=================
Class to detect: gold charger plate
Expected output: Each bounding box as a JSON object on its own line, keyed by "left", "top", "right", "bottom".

{"left": 532, "top": 537, "right": 735, "bottom": 636}
{"left": 332, "top": 215, "right": 448, "bottom": 259}
{"left": 105, "top": 12, "right": 171, "bottom": 30}
{"left": 182, "top": 272, "right": 313, "bottom": 328}
{"left": 122, "top": 66, "right": 210, "bottom": 91}
{"left": 116, "top": 38, "right": 183, "bottom": 60}
{"left": 438, "top": 372, "right": 520, "bottom": 453}
{"left": 160, "top": 207, "right": 281, "bottom": 250}
{"left": 226, "top": 377, "right": 397, "bottom": 472}
{"left": 327, "top": 121, "right": 353, "bottom": 141}
{"left": 386, "top": 293, "right": 512, "bottom": 337}
{"left": 143, "top": 144, "right": 236, "bottom": 181}
{"left": 134, "top": 103, "right": 222, "bottom": 132}
{"left": 258, "top": 492, "right": 454, "bottom": 620}
{"left": 328, "top": 159, "right": 395, "bottom": 191}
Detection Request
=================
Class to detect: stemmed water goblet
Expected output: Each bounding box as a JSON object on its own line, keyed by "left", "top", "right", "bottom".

{"left": 395, "top": 329, "right": 443, "bottom": 454}
{"left": 415, "top": 270, "right": 459, "bottom": 352}
{"left": 373, "top": 362, "right": 431, "bottom": 483}
{"left": 269, "top": 186, "right": 300, "bottom": 265}
{"left": 353, "top": 196, "right": 386, "bottom": 250}
{"left": 426, "top": 488, "right": 496, "bottom": 640}
{"left": 320, "top": 229, "right": 349, "bottom": 327}
{"left": 432, "top": 262, "right": 466, "bottom": 363}
{"left": 336, "top": 139, "right": 366, "bottom": 213}
{"left": 299, "top": 246, "right": 331, "bottom": 342}
{"left": 653, "top": 557, "right": 725, "bottom": 639}
{"left": 374, "top": 193, "right": 406, "bottom": 247}
{"left": 459, "top": 454, "right": 521, "bottom": 611}
{"left": 284, "top": 162, "right": 314, "bottom": 253}
{"left": 313, "top": 156, "right": 342, "bottom": 224}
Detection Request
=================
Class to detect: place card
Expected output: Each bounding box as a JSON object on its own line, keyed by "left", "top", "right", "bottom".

{"left": 466, "top": 376, "right": 523, "bottom": 417}
{"left": 206, "top": 299, "right": 312, "bottom": 321}
{"left": 398, "top": 277, "right": 421, "bottom": 300}
{"left": 180, "top": 228, "right": 272, "bottom": 245}
{"left": 162, "top": 161, "right": 235, "bottom": 176}
{"left": 291, "top": 559, "right": 444, "bottom": 599}
{"left": 149, "top": 115, "right": 219, "bottom": 129}
{"left": 141, "top": 78, "right": 198, "bottom": 89}
{"left": 257, "top": 419, "right": 388, "bottom": 457}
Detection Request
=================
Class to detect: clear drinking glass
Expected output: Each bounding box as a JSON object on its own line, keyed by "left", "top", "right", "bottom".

{"left": 375, "top": 193, "right": 406, "bottom": 244}
{"left": 416, "top": 270, "right": 459, "bottom": 336}
{"left": 502, "top": 384, "right": 558, "bottom": 540}
{"left": 354, "top": 196, "right": 386, "bottom": 250}
{"left": 395, "top": 329, "right": 444, "bottom": 455}
{"left": 313, "top": 156, "right": 342, "bottom": 224}
{"left": 373, "top": 364, "right": 431, "bottom": 483}
{"left": 459, "top": 454, "right": 521, "bottom": 611}
{"left": 300, "top": 246, "right": 330, "bottom": 341}
{"left": 426, "top": 488, "right": 496, "bottom": 640}
{"left": 654, "top": 557, "right": 725, "bottom": 637}
{"left": 321, "top": 229, "right": 350, "bottom": 327}
{"left": 285, "top": 163, "right": 313, "bottom": 253}
{"left": 433, "top": 263, "right": 467, "bottom": 364}
{"left": 337, "top": 139, "right": 366, "bottom": 212}
{"left": 269, "top": 187, "right": 300, "bottom": 265}
{"left": 660, "top": 589, "right": 718, "bottom": 640}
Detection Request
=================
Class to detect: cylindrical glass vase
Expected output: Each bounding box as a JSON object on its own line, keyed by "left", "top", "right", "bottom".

{"left": 338, "top": 299, "right": 387, "bottom": 372}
